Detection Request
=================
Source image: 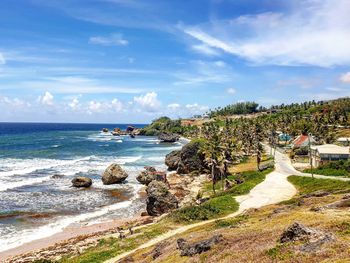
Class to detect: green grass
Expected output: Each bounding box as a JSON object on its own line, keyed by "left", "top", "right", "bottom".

{"left": 304, "top": 168, "right": 349, "bottom": 177}
{"left": 169, "top": 195, "right": 239, "bottom": 224}
{"left": 204, "top": 168, "right": 273, "bottom": 196}
{"left": 288, "top": 175, "right": 350, "bottom": 195}
{"left": 60, "top": 223, "right": 173, "bottom": 263}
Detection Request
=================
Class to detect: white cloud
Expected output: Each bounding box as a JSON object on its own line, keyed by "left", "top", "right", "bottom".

{"left": 185, "top": 103, "right": 209, "bottom": 114}
{"left": 227, "top": 88, "right": 236, "bottom": 95}
{"left": 340, "top": 72, "right": 350, "bottom": 83}
{"left": 89, "top": 33, "right": 128, "bottom": 46}
{"left": 133, "top": 92, "right": 161, "bottom": 112}
{"left": 111, "top": 98, "right": 123, "bottom": 112}
{"left": 88, "top": 101, "right": 103, "bottom": 113}
{"left": 38, "top": 91, "right": 54, "bottom": 106}
{"left": 68, "top": 98, "right": 80, "bottom": 111}
{"left": 0, "top": 96, "right": 30, "bottom": 108}
{"left": 0, "top": 53, "right": 6, "bottom": 65}
{"left": 183, "top": 0, "right": 350, "bottom": 67}
{"left": 167, "top": 103, "right": 180, "bottom": 110}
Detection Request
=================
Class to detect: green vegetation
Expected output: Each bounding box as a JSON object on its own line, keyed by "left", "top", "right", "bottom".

{"left": 288, "top": 175, "right": 350, "bottom": 194}
{"left": 170, "top": 195, "right": 239, "bottom": 224}
{"left": 213, "top": 214, "right": 248, "bottom": 228}
{"left": 203, "top": 169, "right": 272, "bottom": 196}
{"left": 304, "top": 160, "right": 350, "bottom": 177}
{"left": 60, "top": 223, "right": 173, "bottom": 263}
{"left": 139, "top": 116, "right": 183, "bottom": 136}
{"left": 209, "top": 101, "right": 260, "bottom": 117}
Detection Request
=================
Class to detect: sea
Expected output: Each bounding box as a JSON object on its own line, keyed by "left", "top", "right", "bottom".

{"left": 0, "top": 122, "right": 183, "bottom": 252}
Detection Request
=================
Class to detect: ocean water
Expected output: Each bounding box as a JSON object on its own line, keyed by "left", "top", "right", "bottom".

{"left": 0, "top": 123, "right": 183, "bottom": 252}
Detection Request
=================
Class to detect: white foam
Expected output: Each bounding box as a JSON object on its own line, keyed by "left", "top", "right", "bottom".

{"left": 0, "top": 200, "right": 133, "bottom": 252}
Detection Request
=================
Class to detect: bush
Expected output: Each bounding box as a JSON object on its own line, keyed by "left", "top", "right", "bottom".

{"left": 170, "top": 195, "right": 238, "bottom": 223}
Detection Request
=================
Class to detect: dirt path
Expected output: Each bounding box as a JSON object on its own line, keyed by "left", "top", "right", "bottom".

{"left": 105, "top": 149, "right": 298, "bottom": 263}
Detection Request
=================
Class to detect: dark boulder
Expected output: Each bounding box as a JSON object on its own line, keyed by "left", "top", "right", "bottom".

{"left": 146, "top": 181, "right": 178, "bottom": 216}
{"left": 176, "top": 140, "right": 206, "bottom": 174}
{"left": 136, "top": 166, "right": 166, "bottom": 185}
{"left": 280, "top": 222, "right": 334, "bottom": 252}
{"left": 71, "top": 177, "right": 92, "bottom": 188}
{"left": 177, "top": 235, "right": 223, "bottom": 256}
{"left": 165, "top": 150, "right": 181, "bottom": 171}
{"left": 102, "top": 128, "right": 109, "bottom": 132}
{"left": 158, "top": 133, "right": 180, "bottom": 143}
{"left": 126, "top": 125, "right": 135, "bottom": 133}
{"left": 102, "top": 164, "right": 128, "bottom": 185}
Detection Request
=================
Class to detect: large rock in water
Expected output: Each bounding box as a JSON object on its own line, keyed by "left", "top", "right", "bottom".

{"left": 71, "top": 177, "right": 92, "bottom": 188}
{"left": 146, "top": 181, "right": 178, "bottom": 216}
{"left": 136, "top": 166, "right": 166, "bottom": 185}
{"left": 176, "top": 140, "right": 206, "bottom": 174}
{"left": 165, "top": 150, "right": 181, "bottom": 171}
{"left": 158, "top": 133, "right": 180, "bottom": 143}
{"left": 102, "top": 164, "right": 128, "bottom": 185}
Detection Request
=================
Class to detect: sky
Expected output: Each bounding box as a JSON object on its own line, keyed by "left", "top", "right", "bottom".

{"left": 1, "top": 0, "right": 350, "bottom": 123}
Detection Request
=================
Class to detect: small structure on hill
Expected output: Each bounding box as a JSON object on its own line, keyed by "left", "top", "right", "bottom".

{"left": 291, "top": 134, "right": 316, "bottom": 149}
{"left": 337, "top": 137, "right": 350, "bottom": 146}
{"left": 310, "top": 144, "right": 350, "bottom": 168}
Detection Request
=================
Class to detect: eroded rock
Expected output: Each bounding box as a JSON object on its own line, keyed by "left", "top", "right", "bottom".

{"left": 165, "top": 150, "right": 181, "bottom": 171}
{"left": 146, "top": 181, "right": 178, "bottom": 216}
{"left": 102, "top": 164, "right": 128, "bottom": 185}
{"left": 177, "top": 234, "right": 223, "bottom": 256}
{"left": 71, "top": 177, "right": 92, "bottom": 188}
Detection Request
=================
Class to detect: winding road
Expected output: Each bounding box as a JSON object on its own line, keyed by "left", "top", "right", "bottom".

{"left": 105, "top": 147, "right": 349, "bottom": 263}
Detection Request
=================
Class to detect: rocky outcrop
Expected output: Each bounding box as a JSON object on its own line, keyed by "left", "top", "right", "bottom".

{"left": 71, "top": 177, "right": 92, "bottom": 188}
{"left": 158, "top": 133, "right": 180, "bottom": 143}
{"left": 280, "top": 222, "right": 334, "bottom": 252}
{"left": 176, "top": 140, "right": 206, "bottom": 174}
{"left": 102, "top": 164, "right": 128, "bottom": 185}
{"left": 303, "top": 190, "right": 330, "bottom": 198}
{"left": 102, "top": 128, "right": 109, "bottom": 132}
{"left": 126, "top": 125, "right": 135, "bottom": 133}
{"left": 165, "top": 150, "right": 181, "bottom": 171}
{"left": 136, "top": 166, "right": 166, "bottom": 185}
{"left": 177, "top": 235, "right": 223, "bottom": 256}
{"left": 146, "top": 181, "right": 178, "bottom": 216}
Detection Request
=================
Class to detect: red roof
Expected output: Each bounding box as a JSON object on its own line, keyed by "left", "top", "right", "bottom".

{"left": 293, "top": 135, "right": 309, "bottom": 146}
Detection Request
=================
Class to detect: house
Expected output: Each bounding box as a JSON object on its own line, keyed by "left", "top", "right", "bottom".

{"left": 310, "top": 144, "right": 350, "bottom": 168}
{"left": 291, "top": 134, "right": 316, "bottom": 149}
{"left": 337, "top": 137, "right": 350, "bottom": 146}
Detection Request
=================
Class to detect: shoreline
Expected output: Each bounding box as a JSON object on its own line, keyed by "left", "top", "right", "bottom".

{"left": 1, "top": 136, "right": 190, "bottom": 261}
{"left": 1, "top": 214, "right": 154, "bottom": 261}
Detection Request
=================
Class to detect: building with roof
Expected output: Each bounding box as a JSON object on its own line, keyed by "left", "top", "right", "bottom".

{"left": 310, "top": 144, "right": 350, "bottom": 168}
{"left": 291, "top": 134, "right": 316, "bottom": 149}
{"left": 337, "top": 137, "right": 350, "bottom": 146}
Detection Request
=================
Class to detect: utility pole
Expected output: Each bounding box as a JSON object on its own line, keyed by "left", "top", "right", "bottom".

{"left": 308, "top": 132, "right": 314, "bottom": 178}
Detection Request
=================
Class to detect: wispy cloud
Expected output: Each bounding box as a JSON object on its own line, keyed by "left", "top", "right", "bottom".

{"left": 89, "top": 33, "right": 128, "bottom": 46}
{"left": 183, "top": 0, "right": 350, "bottom": 67}
{"left": 21, "top": 76, "right": 144, "bottom": 94}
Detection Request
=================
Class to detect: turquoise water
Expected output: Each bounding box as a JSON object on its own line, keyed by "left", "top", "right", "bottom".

{"left": 0, "top": 123, "right": 182, "bottom": 251}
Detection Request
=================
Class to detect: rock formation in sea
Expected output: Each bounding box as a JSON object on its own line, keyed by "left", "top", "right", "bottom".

{"left": 71, "top": 177, "right": 92, "bottom": 188}
{"left": 136, "top": 166, "right": 166, "bottom": 185}
{"left": 102, "top": 164, "right": 128, "bottom": 185}
{"left": 158, "top": 133, "right": 180, "bottom": 143}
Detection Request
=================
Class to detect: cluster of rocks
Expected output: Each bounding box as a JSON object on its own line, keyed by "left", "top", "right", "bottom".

{"left": 158, "top": 133, "right": 180, "bottom": 143}
{"left": 71, "top": 163, "right": 128, "bottom": 188}
{"left": 279, "top": 222, "right": 334, "bottom": 252}
{"left": 103, "top": 126, "right": 140, "bottom": 137}
{"left": 136, "top": 166, "right": 167, "bottom": 186}
{"left": 165, "top": 140, "right": 207, "bottom": 174}
{"left": 177, "top": 234, "right": 223, "bottom": 256}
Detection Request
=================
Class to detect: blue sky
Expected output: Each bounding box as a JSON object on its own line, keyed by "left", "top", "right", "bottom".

{"left": 1, "top": 0, "right": 350, "bottom": 123}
